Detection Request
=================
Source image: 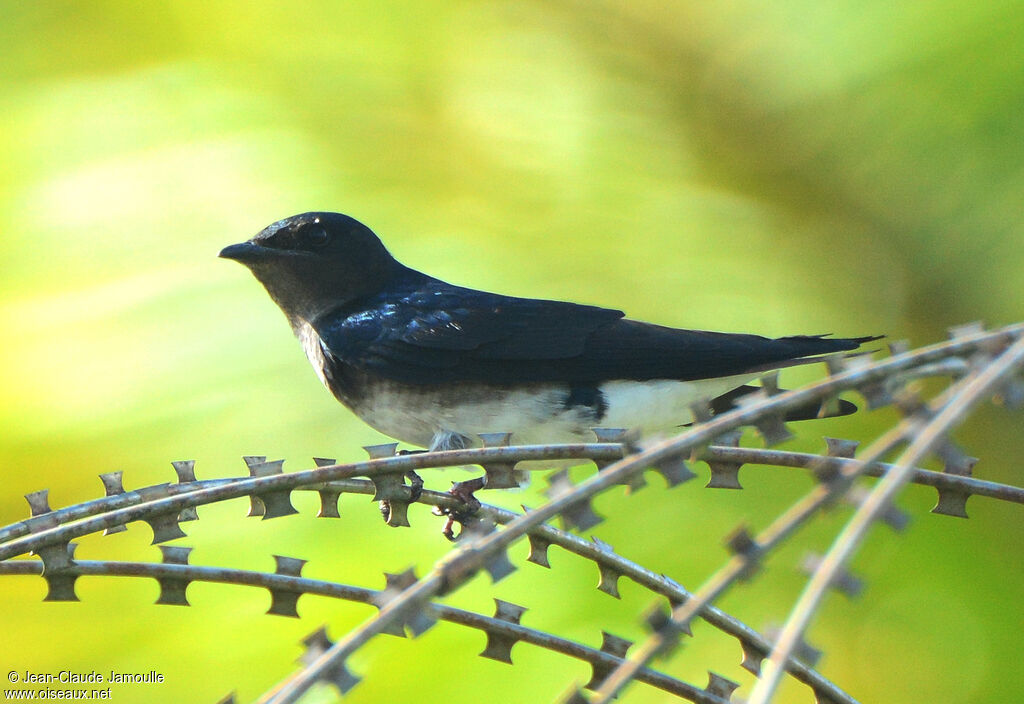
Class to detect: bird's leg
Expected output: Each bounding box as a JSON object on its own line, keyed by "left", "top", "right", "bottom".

{"left": 394, "top": 448, "right": 426, "bottom": 499}
{"left": 433, "top": 475, "right": 486, "bottom": 541}
{"left": 449, "top": 476, "right": 485, "bottom": 513}
{"left": 377, "top": 449, "right": 425, "bottom": 523}
{"left": 377, "top": 472, "right": 424, "bottom": 523}
{"left": 422, "top": 430, "right": 486, "bottom": 539}
{"left": 404, "top": 470, "right": 424, "bottom": 502}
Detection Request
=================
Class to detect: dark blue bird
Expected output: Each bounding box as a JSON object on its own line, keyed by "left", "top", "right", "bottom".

{"left": 220, "top": 212, "right": 879, "bottom": 452}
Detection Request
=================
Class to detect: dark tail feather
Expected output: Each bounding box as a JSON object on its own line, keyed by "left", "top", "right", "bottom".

{"left": 709, "top": 385, "right": 859, "bottom": 421}
{"left": 775, "top": 333, "right": 885, "bottom": 357}
{"left": 681, "top": 333, "right": 881, "bottom": 426}
{"left": 742, "top": 333, "right": 885, "bottom": 375}
{"left": 777, "top": 333, "right": 884, "bottom": 346}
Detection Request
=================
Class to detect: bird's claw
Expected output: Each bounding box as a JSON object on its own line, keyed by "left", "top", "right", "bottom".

{"left": 378, "top": 470, "right": 424, "bottom": 524}
{"left": 405, "top": 470, "right": 424, "bottom": 502}
{"left": 433, "top": 476, "right": 486, "bottom": 541}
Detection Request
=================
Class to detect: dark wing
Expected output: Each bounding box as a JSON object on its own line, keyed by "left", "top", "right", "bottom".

{"left": 315, "top": 279, "right": 625, "bottom": 385}
{"left": 316, "top": 276, "right": 878, "bottom": 385}
{"left": 397, "top": 287, "right": 624, "bottom": 360}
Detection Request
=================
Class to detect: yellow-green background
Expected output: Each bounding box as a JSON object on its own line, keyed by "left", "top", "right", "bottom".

{"left": 1, "top": 2, "right": 1022, "bottom": 702}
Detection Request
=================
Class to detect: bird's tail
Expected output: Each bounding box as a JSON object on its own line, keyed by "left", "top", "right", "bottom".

{"left": 709, "top": 385, "right": 859, "bottom": 421}
{"left": 741, "top": 334, "right": 884, "bottom": 375}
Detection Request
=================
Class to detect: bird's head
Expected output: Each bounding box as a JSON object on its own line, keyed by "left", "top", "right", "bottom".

{"left": 220, "top": 212, "right": 401, "bottom": 326}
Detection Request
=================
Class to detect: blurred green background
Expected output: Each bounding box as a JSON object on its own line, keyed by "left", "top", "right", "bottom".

{"left": 1, "top": 1, "right": 1022, "bottom": 702}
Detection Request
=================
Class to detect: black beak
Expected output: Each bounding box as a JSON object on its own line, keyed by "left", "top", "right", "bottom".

{"left": 219, "top": 241, "right": 264, "bottom": 262}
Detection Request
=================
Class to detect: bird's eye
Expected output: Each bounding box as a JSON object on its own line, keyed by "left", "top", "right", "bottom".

{"left": 304, "top": 225, "right": 330, "bottom": 248}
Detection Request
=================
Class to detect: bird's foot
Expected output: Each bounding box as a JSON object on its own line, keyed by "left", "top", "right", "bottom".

{"left": 433, "top": 475, "right": 486, "bottom": 541}
{"left": 396, "top": 449, "right": 426, "bottom": 500}
{"left": 405, "top": 470, "right": 424, "bottom": 502}
{"left": 378, "top": 470, "right": 424, "bottom": 523}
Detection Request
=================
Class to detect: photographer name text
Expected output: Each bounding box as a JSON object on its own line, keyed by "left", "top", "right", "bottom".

{"left": 15, "top": 671, "right": 164, "bottom": 685}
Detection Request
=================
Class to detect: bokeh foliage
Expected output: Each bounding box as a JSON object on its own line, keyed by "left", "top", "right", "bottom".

{"left": 0, "top": 1, "right": 1021, "bottom": 702}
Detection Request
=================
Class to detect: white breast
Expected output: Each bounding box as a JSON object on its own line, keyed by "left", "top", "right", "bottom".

{"left": 296, "top": 321, "right": 330, "bottom": 388}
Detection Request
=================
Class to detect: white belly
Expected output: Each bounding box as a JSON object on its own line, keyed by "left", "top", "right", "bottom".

{"left": 599, "top": 375, "right": 755, "bottom": 432}
{"left": 352, "top": 374, "right": 755, "bottom": 449}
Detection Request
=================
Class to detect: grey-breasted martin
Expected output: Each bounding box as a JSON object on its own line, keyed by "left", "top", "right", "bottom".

{"left": 220, "top": 212, "right": 879, "bottom": 452}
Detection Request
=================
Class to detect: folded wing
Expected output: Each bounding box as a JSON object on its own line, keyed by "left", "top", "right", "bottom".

{"left": 316, "top": 276, "right": 877, "bottom": 386}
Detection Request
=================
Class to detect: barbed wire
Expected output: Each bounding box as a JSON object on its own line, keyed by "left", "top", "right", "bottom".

{"left": 745, "top": 333, "right": 1024, "bottom": 704}
{"left": 0, "top": 464, "right": 859, "bottom": 702}
{"left": 1, "top": 321, "right": 1020, "bottom": 703}
{"left": 0, "top": 554, "right": 719, "bottom": 701}
{"left": 587, "top": 330, "right": 1024, "bottom": 702}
